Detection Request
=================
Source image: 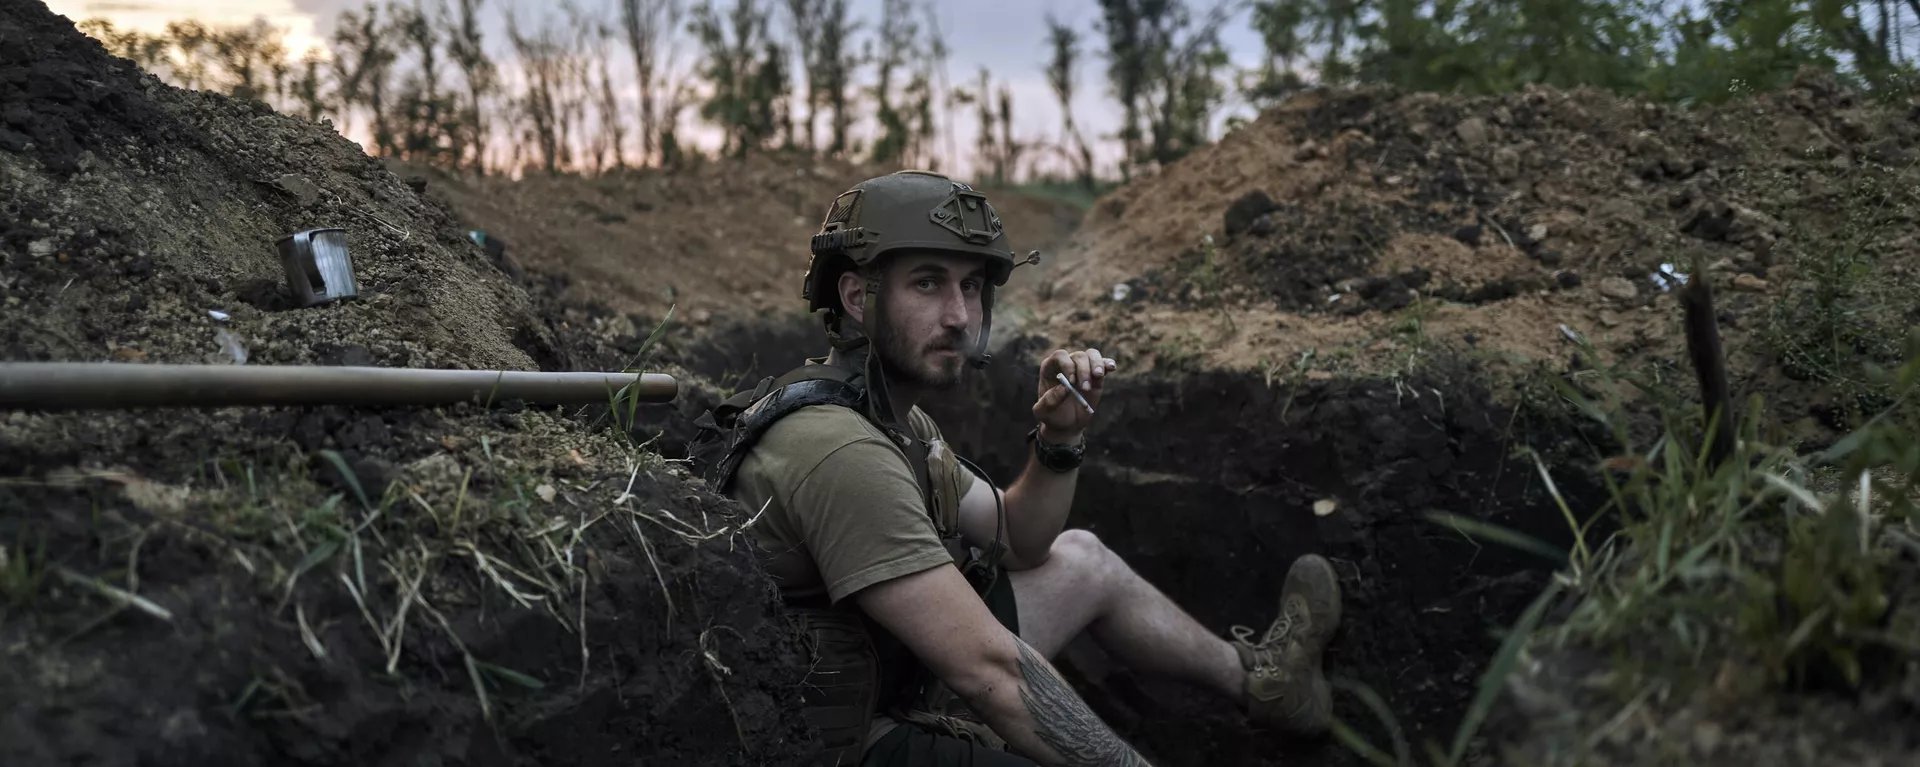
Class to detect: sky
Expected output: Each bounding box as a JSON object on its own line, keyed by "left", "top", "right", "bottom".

{"left": 44, "top": 0, "right": 1274, "bottom": 178}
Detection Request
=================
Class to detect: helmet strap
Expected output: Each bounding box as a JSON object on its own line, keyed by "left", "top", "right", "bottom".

{"left": 853, "top": 277, "right": 910, "bottom": 437}
{"left": 823, "top": 312, "right": 869, "bottom": 353}
{"left": 969, "top": 283, "right": 995, "bottom": 369}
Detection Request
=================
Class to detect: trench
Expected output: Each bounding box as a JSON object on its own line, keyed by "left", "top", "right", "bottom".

{"left": 663, "top": 315, "right": 1609, "bottom": 766}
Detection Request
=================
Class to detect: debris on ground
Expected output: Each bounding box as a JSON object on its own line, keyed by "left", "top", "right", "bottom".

{"left": 7, "top": 0, "right": 1920, "bottom": 764}
{"left": 0, "top": 4, "right": 810, "bottom": 765}
{"left": 1035, "top": 70, "right": 1920, "bottom": 448}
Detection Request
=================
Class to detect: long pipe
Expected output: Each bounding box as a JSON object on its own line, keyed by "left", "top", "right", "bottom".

{"left": 0, "top": 363, "right": 678, "bottom": 410}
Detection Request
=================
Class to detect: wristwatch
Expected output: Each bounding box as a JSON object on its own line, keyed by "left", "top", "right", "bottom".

{"left": 1027, "top": 426, "right": 1085, "bottom": 473}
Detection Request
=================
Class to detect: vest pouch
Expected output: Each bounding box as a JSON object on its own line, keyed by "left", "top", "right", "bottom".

{"left": 891, "top": 706, "right": 1010, "bottom": 751}
{"left": 923, "top": 437, "right": 964, "bottom": 541}
{"left": 792, "top": 607, "right": 881, "bottom": 765}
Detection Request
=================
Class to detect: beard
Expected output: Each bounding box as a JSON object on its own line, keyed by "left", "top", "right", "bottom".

{"left": 872, "top": 305, "right": 969, "bottom": 392}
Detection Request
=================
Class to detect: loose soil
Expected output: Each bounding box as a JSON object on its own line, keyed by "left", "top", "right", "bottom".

{"left": 409, "top": 154, "right": 1085, "bottom": 325}
{"left": 1030, "top": 71, "right": 1920, "bottom": 448}
{"left": 619, "top": 68, "right": 1920, "bottom": 767}
{"left": 991, "top": 69, "right": 1920, "bottom": 765}
{"left": 1, "top": 4, "right": 809, "bottom": 766}
{"left": 11, "top": 0, "right": 1920, "bottom": 763}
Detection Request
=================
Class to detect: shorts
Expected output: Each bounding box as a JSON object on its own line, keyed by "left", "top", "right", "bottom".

{"left": 862, "top": 568, "right": 1037, "bottom": 767}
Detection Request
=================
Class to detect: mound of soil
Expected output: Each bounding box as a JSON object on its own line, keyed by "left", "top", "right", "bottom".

{"left": 413, "top": 156, "right": 1086, "bottom": 325}
{"left": 1005, "top": 69, "right": 1920, "bottom": 765}
{"left": 0, "top": 4, "right": 811, "bottom": 765}
{"left": 0, "top": 10, "right": 557, "bottom": 372}
{"left": 1033, "top": 69, "right": 1920, "bottom": 446}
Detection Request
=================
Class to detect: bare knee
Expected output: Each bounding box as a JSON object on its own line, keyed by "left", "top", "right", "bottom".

{"left": 1045, "top": 529, "right": 1121, "bottom": 585}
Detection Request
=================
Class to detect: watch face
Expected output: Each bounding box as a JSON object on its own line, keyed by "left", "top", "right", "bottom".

{"left": 1037, "top": 442, "right": 1082, "bottom": 471}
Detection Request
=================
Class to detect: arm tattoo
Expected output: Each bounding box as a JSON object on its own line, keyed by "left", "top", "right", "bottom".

{"left": 1014, "top": 640, "right": 1148, "bottom": 767}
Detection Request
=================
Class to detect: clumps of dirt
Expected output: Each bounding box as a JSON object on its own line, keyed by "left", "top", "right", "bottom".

{"left": 944, "top": 67, "right": 1920, "bottom": 764}
{"left": 0, "top": 0, "right": 174, "bottom": 176}
{"left": 0, "top": 5, "right": 814, "bottom": 765}
{"left": 1079, "top": 67, "right": 1917, "bottom": 302}
{"left": 413, "top": 155, "right": 1087, "bottom": 326}
{"left": 1031, "top": 68, "right": 1920, "bottom": 446}
{"left": 1491, "top": 641, "right": 1920, "bottom": 767}
{"left": 0, "top": 11, "right": 553, "bottom": 372}
{"left": 912, "top": 335, "right": 1610, "bottom": 767}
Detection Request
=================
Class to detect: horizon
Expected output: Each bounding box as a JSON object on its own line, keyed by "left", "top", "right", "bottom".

{"left": 45, "top": 0, "right": 1277, "bottom": 181}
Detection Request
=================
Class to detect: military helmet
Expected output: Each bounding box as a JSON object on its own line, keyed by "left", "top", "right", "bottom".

{"left": 802, "top": 170, "right": 1018, "bottom": 317}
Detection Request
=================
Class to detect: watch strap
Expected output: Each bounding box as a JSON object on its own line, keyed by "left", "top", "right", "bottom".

{"left": 1026, "top": 426, "right": 1085, "bottom": 472}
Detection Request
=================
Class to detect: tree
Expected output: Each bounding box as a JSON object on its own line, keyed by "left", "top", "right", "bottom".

{"left": 446, "top": 0, "right": 497, "bottom": 173}
{"left": 815, "top": 0, "right": 863, "bottom": 157}
{"left": 867, "top": 0, "right": 920, "bottom": 166}
{"left": 505, "top": 6, "right": 581, "bottom": 173}
{"left": 389, "top": 1, "right": 452, "bottom": 164}
{"left": 1044, "top": 13, "right": 1097, "bottom": 189}
{"left": 330, "top": 5, "right": 399, "bottom": 154}
{"left": 208, "top": 18, "right": 287, "bottom": 102}
{"left": 784, "top": 0, "right": 827, "bottom": 152}
{"left": 1245, "top": 0, "right": 1310, "bottom": 105}
{"left": 620, "top": 0, "right": 687, "bottom": 166}
{"left": 1096, "top": 0, "right": 1231, "bottom": 176}
{"left": 689, "top": 0, "right": 790, "bottom": 157}
{"left": 1094, "top": 0, "right": 1151, "bottom": 181}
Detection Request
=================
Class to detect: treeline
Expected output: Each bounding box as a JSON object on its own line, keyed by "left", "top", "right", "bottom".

{"left": 1250, "top": 0, "right": 1920, "bottom": 107}
{"left": 76, "top": 0, "right": 1920, "bottom": 185}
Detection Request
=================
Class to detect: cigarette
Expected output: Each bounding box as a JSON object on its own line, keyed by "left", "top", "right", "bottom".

{"left": 1056, "top": 372, "right": 1095, "bottom": 414}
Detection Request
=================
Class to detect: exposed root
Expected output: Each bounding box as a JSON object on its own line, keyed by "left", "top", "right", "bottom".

{"left": 696, "top": 623, "right": 750, "bottom": 755}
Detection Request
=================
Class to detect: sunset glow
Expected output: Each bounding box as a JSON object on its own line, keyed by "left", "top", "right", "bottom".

{"left": 44, "top": 0, "right": 328, "bottom": 55}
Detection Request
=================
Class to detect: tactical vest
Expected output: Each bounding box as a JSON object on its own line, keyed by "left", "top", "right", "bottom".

{"left": 701, "top": 356, "right": 1011, "bottom": 765}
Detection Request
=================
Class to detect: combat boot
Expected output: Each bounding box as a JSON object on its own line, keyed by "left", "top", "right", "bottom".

{"left": 1228, "top": 553, "right": 1342, "bottom": 736}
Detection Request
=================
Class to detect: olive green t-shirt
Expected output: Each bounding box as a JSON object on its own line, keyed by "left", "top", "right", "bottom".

{"left": 731, "top": 402, "right": 978, "bottom": 605}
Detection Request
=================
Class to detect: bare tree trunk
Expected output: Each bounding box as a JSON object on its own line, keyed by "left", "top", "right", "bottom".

{"left": 599, "top": 50, "right": 627, "bottom": 169}
{"left": 449, "top": 0, "right": 496, "bottom": 174}
{"left": 506, "top": 9, "right": 565, "bottom": 173}
{"left": 621, "top": 0, "right": 685, "bottom": 167}
{"left": 818, "top": 0, "right": 855, "bottom": 156}
{"left": 785, "top": 0, "right": 824, "bottom": 153}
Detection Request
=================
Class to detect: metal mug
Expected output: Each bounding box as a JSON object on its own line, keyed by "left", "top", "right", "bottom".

{"left": 276, "top": 228, "right": 357, "bottom": 307}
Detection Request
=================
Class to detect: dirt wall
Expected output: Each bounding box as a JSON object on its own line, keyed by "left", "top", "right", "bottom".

{"left": 0, "top": 4, "right": 815, "bottom": 765}
{"left": 658, "top": 318, "right": 1608, "bottom": 766}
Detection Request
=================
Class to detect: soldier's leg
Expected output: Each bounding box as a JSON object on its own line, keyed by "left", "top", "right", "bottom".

{"left": 1005, "top": 529, "right": 1244, "bottom": 697}
{"left": 1005, "top": 528, "right": 1342, "bottom": 735}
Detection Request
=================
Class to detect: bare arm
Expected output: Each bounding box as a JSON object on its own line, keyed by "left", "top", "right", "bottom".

{"left": 959, "top": 348, "right": 1116, "bottom": 568}
{"left": 855, "top": 564, "right": 1151, "bottom": 766}
{"left": 957, "top": 435, "right": 1080, "bottom": 571}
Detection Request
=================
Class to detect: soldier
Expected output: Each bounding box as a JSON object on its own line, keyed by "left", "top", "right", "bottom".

{"left": 702, "top": 170, "right": 1342, "bottom": 766}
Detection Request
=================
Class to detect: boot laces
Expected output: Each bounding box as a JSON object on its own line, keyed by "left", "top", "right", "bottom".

{"left": 1230, "top": 599, "right": 1304, "bottom": 671}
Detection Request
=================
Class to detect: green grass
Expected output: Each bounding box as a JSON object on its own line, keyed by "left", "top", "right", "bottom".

{"left": 1331, "top": 331, "right": 1920, "bottom": 766}
{"left": 5, "top": 426, "right": 679, "bottom": 721}
{"left": 0, "top": 531, "right": 49, "bottom": 608}
{"left": 1748, "top": 144, "right": 1920, "bottom": 430}
{"left": 604, "top": 305, "right": 676, "bottom": 444}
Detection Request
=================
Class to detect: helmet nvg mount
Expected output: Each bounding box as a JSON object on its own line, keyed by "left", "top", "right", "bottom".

{"left": 802, "top": 169, "right": 1039, "bottom": 370}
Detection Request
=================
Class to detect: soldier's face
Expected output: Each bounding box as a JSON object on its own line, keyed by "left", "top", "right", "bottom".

{"left": 865, "top": 252, "right": 985, "bottom": 392}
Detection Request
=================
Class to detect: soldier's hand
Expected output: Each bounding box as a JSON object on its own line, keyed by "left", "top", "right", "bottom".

{"left": 1033, "top": 347, "right": 1116, "bottom": 440}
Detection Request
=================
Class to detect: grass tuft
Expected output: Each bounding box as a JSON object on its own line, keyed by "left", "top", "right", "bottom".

{"left": 1336, "top": 332, "right": 1920, "bottom": 764}
{"left": 0, "top": 530, "right": 50, "bottom": 608}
